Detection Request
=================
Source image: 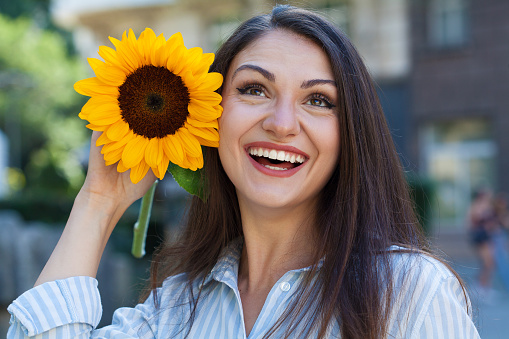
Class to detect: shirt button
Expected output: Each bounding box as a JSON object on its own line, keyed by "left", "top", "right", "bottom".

{"left": 279, "top": 282, "right": 291, "bottom": 292}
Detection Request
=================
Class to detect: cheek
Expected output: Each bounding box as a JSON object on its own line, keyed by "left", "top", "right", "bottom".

{"left": 319, "top": 119, "right": 340, "bottom": 168}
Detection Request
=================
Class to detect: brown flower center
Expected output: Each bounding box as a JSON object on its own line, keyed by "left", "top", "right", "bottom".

{"left": 118, "top": 65, "right": 190, "bottom": 139}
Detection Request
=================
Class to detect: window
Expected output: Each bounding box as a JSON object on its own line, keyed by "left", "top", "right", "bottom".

{"left": 428, "top": 0, "right": 469, "bottom": 48}
{"left": 207, "top": 19, "right": 239, "bottom": 52}
{"left": 316, "top": 0, "right": 350, "bottom": 35}
{"left": 420, "top": 119, "right": 496, "bottom": 228}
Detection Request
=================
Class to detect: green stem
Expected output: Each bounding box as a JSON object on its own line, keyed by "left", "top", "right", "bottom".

{"left": 131, "top": 180, "right": 158, "bottom": 258}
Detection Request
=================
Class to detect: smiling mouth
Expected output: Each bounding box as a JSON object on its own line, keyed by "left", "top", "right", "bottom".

{"left": 247, "top": 147, "right": 306, "bottom": 171}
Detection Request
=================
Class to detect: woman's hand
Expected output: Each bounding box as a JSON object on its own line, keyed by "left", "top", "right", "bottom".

{"left": 35, "top": 131, "right": 156, "bottom": 286}
{"left": 80, "top": 131, "right": 156, "bottom": 213}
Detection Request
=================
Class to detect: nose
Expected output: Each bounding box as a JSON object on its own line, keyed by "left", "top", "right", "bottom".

{"left": 262, "top": 99, "right": 300, "bottom": 139}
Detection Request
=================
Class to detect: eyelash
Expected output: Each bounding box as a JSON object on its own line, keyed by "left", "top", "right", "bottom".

{"left": 236, "top": 83, "right": 265, "bottom": 96}
{"left": 236, "top": 83, "right": 336, "bottom": 109}
{"left": 307, "top": 93, "right": 336, "bottom": 109}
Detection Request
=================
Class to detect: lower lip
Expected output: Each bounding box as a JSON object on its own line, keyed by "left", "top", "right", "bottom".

{"left": 246, "top": 153, "right": 305, "bottom": 178}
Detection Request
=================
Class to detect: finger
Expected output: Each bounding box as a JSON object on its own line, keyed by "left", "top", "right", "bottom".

{"left": 89, "top": 131, "right": 104, "bottom": 163}
{"left": 135, "top": 168, "right": 158, "bottom": 192}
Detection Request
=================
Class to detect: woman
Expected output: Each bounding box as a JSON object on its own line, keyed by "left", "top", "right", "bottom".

{"left": 8, "top": 5, "right": 479, "bottom": 338}
{"left": 468, "top": 189, "right": 497, "bottom": 296}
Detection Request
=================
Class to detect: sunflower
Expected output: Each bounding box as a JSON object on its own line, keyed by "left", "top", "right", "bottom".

{"left": 75, "top": 28, "right": 223, "bottom": 184}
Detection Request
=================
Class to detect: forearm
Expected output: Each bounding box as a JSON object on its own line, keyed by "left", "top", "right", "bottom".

{"left": 34, "top": 190, "right": 128, "bottom": 286}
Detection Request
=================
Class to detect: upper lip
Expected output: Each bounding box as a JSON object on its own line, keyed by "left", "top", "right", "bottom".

{"left": 244, "top": 141, "right": 309, "bottom": 163}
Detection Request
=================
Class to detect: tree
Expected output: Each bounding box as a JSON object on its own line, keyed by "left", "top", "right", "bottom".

{"left": 0, "top": 13, "right": 88, "bottom": 221}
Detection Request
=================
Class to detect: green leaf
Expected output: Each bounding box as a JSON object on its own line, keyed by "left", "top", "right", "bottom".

{"left": 168, "top": 162, "right": 206, "bottom": 201}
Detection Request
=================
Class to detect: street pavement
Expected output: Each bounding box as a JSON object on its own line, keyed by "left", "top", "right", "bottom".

{"left": 432, "top": 231, "right": 509, "bottom": 339}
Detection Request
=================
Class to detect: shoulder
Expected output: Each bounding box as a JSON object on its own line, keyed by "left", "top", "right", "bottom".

{"left": 385, "top": 247, "right": 479, "bottom": 338}
{"left": 387, "top": 246, "right": 456, "bottom": 282}
{"left": 386, "top": 246, "right": 464, "bottom": 308}
{"left": 151, "top": 272, "right": 196, "bottom": 306}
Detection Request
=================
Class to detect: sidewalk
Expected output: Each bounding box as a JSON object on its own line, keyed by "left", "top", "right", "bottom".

{"left": 431, "top": 230, "right": 509, "bottom": 339}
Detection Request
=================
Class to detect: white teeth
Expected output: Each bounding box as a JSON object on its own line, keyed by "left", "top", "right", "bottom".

{"left": 248, "top": 147, "right": 306, "bottom": 164}
{"left": 277, "top": 151, "right": 286, "bottom": 161}
{"left": 264, "top": 165, "right": 288, "bottom": 171}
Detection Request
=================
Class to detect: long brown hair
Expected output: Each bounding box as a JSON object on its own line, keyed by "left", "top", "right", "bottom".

{"left": 146, "top": 5, "right": 461, "bottom": 338}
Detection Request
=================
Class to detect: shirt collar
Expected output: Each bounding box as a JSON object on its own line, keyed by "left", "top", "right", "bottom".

{"left": 201, "top": 237, "right": 324, "bottom": 288}
{"left": 202, "top": 237, "right": 243, "bottom": 287}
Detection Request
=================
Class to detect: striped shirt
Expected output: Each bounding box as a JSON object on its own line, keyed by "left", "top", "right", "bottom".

{"left": 7, "top": 238, "right": 480, "bottom": 338}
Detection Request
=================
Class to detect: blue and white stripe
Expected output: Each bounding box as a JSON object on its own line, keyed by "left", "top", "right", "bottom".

{"left": 7, "top": 240, "right": 480, "bottom": 338}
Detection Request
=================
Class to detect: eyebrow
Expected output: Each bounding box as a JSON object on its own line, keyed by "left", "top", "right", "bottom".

{"left": 231, "top": 64, "right": 275, "bottom": 82}
{"left": 301, "top": 79, "right": 337, "bottom": 89}
{"left": 231, "top": 64, "right": 337, "bottom": 89}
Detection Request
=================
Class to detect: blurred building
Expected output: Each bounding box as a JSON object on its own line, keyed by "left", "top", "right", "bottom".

{"left": 53, "top": 0, "right": 509, "bottom": 231}
{"left": 50, "top": 0, "right": 411, "bottom": 165}
{"left": 50, "top": 0, "right": 414, "bottom": 211}
{"left": 409, "top": 0, "right": 509, "bottom": 229}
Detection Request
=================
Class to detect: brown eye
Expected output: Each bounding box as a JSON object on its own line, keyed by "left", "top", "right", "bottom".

{"left": 237, "top": 84, "right": 266, "bottom": 97}
{"left": 309, "top": 98, "right": 326, "bottom": 106}
{"left": 306, "top": 94, "right": 335, "bottom": 109}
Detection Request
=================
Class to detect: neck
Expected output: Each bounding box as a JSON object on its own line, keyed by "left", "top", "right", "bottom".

{"left": 237, "top": 200, "right": 318, "bottom": 292}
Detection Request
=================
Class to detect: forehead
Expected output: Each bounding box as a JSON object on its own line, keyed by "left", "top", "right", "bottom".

{"left": 227, "top": 29, "right": 333, "bottom": 80}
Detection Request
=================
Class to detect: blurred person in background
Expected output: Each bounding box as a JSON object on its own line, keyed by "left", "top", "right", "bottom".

{"left": 492, "top": 192, "right": 509, "bottom": 291}
{"left": 468, "top": 188, "right": 498, "bottom": 297}
{"left": 7, "top": 5, "right": 480, "bottom": 339}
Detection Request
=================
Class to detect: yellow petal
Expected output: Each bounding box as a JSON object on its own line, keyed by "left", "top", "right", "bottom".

{"left": 145, "top": 138, "right": 163, "bottom": 168}
{"left": 151, "top": 34, "right": 169, "bottom": 66}
{"left": 199, "top": 53, "right": 215, "bottom": 69}
{"left": 130, "top": 159, "right": 150, "bottom": 184}
{"left": 190, "top": 91, "right": 222, "bottom": 105}
{"left": 193, "top": 136, "right": 219, "bottom": 148}
{"left": 106, "top": 119, "right": 130, "bottom": 141}
{"left": 186, "top": 117, "right": 218, "bottom": 129}
{"left": 96, "top": 132, "right": 111, "bottom": 146}
{"left": 122, "top": 135, "right": 149, "bottom": 168}
{"left": 103, "top": 146, "right": 123, "bottom": 164}
{"left": 117, "top": 160, "right": 129, "bottom": 173}
{"left": 167, "top": 32, "right": 184, "bottom": 48}
{"left": 155, "top": 156, "right": 170, "bottom": 180}
{"left": 98, "top": 45, "right": 129, "bottom": 73}
{"left": 88, "top": 58, "right": 126, "bottom": 86}
{"left": 85, "top": 123, "right": 107, "bottom": 131}
{"left": 85, "top": 102, "right": 122, "bottom": 126}
{"left": 166, "top": 45, "right": 185, "bottom": 74}
{"left": 110, "top": 34, "right": 141, "bottom": 73}
{"left": 74, "top": 77, "right": 119, "bottom": 97}
{"left": 195, "top": 72, "right": 223, "bottom": 92}
{"left": 138, "top": 28, "right": 157, "bottom": 63}
{"left": 174, "top": 47, "right": 201, "bottom": 75}
{"left": 81, "top": 96, "right": 118, "bottom": 114}
{"left": 161, "top": 134, "right": 184, "bottom": 165}
{"left": 191, "top": 53, "right": 215, "bottom": 79}
{"left": 101, "top": 130, "right": 133, "bottom": 153}
{"left": 177, "top": 129, "right": 202, "bottom": 158}
{"left": 188, "top": 100, "right": 222, "bottom": 121}
{"left": 185, "top": 123, "right": 219, "bottom": 142}
{"left": 189, "top": 154, "right": 204, "bottom": 169}
{"left": 180, "top": 71, "right": 196, "bottom": 90}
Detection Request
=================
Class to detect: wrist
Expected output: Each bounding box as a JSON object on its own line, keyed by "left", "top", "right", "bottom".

{"left": 74, "top": 189, "right": 128, "bottom": 232}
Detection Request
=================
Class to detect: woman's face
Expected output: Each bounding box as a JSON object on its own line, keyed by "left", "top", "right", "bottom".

{"left": 218, "top": 29, "right": 340, "bottom": 213}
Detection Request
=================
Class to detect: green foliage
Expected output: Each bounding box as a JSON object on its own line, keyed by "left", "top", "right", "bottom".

{"left": 0, "top": 13, "right": 89, "bottom": 220}
{"left": 168, "top": 162, "right": 206, "bottom": 201}
{"left": 406, "top": 173, "right": 436, "bottom": 236}
{"left": 0, "top": 0, "right": 51, "bottom": 20}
